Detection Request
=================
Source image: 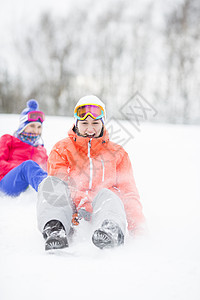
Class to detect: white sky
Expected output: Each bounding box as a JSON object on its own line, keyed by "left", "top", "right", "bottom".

{"left": 0, "top": 0, "right": 180, "bottom": 37}
{"left": 0, "top": 0, "right": 184, "bottom": 40}
{"left": 0, "top": 0, "right": 73, "bottom": 38}
{"left": 0, "top": 0, "right": 84, "bottom": 72}
{"left": 0, "top": 0, "right": 184, "bottom": 74}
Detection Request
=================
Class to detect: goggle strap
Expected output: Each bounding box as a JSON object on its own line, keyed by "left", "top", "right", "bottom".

{"left": 20, "top": 115, "right": 28, "bottom": 122}
{"left": 77, "top": 112, "right": 103, "bottom": 121}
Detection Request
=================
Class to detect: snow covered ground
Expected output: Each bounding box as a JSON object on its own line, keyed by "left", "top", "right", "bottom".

{"left": 0, "top": 114, "right": 200, "bottom": 300}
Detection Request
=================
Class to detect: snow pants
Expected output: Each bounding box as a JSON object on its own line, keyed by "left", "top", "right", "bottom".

{"left": 0, "top": 160, "right": 47, "bottom": 196}
{"left": 37, "top": 176, "right": 127, "bottom": 235}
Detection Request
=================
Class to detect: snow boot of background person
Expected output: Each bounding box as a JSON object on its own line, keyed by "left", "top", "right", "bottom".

{"left": 92, "top": 219, "right": 124, "bottom": 249}
{"left": 37, "top": 176, "right": 73, "bottom": 250}
{"left": 43, "top": 220, "right": 68, "bottom": 251}
{"left": 0, "top": 160, "right": 47, "bottom": 196}
{"left": 91, "top": 188, "right": 127, "bottom": 249}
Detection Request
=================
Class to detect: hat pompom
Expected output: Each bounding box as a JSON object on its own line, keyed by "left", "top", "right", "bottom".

{"left": 27, "top": 99, "right": 39, "bottom": 110}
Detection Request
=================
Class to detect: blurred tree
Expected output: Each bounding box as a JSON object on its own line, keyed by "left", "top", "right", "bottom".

{"left": 1, "top": 0, "right": 199, "bottom": 124}
{"left": 0, "top": 68, "right": 24, "bottom": 113}
{"left": 164, "top": 0, "right": 200, "bottom": 123}
{"left": 16, "top": 12, "right": 80, "bottom": 115}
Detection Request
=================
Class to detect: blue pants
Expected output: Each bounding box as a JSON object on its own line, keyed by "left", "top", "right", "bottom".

{"left": 0, "top": 160, "right": 48, "bottom": 197}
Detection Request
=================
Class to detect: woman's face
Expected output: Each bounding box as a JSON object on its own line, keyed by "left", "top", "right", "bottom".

{"left": 23, "top": 122, "right": 42, "bottom": 135}
{"left": 77, "top": 116, "right": 103, "bottom": 138}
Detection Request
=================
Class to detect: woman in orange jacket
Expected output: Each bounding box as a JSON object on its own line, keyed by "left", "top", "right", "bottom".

{"left": 37, "top": 95, "right": 146, "bottom": 250}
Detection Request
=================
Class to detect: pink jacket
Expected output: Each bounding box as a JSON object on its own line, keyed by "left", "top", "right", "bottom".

{"left": 0, "top": 134, "right": 48, "bottom": 181}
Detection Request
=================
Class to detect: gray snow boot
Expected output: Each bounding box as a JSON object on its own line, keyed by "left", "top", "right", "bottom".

{"left": 43, "top": 220, "right": 68, "bottom": 251}
{"left": 92, "top": 219, "right": 124, "bottom": 249}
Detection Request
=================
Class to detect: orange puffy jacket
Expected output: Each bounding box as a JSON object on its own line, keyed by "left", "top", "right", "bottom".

{"left": 47, "top": 126, "right": 145, "bottom": 232}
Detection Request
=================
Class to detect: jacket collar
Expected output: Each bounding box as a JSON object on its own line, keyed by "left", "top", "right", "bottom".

{"left": 68, "top": 125, "right": 109, "bottom": 155}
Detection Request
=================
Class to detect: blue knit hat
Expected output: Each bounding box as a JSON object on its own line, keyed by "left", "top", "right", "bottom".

{"left": 16, "top": 99, "right": 44, "bottom": 134}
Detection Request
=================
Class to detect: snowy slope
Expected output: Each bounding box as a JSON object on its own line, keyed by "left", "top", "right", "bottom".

{"left": 0, "top": 114, "right": 200, "bottom": 300}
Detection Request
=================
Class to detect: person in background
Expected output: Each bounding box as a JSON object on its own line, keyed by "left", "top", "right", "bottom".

{"left": 0, "top": 99, "right": 48, "bottom": 197}
{"left": 37, "top": 95, "right": 146, "bottom": 251}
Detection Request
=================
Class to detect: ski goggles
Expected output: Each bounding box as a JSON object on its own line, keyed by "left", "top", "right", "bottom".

{"left": 74, "top": 104, "right": 105, "bottom": 121}
{"left": 20, "top": 111, "right": 45, "bottom": 123}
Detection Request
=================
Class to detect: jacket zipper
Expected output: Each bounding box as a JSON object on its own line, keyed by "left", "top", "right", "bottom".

{"left": 88, "top": 140, "right": 105, "bottom": 188}
{"left": 101, "top": 159, "right": 105, "bottom": 182}
{"left": 88, "top": 139, "right": 93, "bottom": 190}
